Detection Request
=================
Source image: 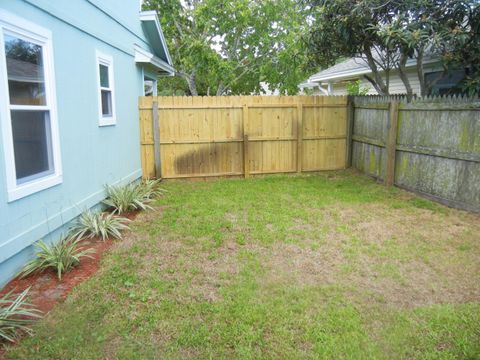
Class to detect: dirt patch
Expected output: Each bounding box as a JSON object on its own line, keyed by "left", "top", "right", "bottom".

{"left": 258, "top": 203, "right": 480, "bottom": 308}
{"left": 134, "top": 235, "right": 243, "bottom": 303}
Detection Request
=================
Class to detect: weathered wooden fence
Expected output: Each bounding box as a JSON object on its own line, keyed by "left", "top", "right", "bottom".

{"left": 352, "top": 96, "right": 480, "bottom": 212}
{"left": 139, "top": 96, "right": 348, "bottom": 179}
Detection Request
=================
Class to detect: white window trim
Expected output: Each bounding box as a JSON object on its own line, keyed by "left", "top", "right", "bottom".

{"left": 142, "top": 68, "right": 158, "bottom": 96}
{"left": 0, "top": 10, "right": 62, "bottom": 202}
{"left": 95, "top": 51, "right": 116, "bottom": 126}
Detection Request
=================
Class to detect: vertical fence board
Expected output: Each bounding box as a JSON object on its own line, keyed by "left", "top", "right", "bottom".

{"left": 385, "top": 101, "right": 399, "bottom": 187}
{"left": 297, "top": 103, "right": 304, "bottom": 173}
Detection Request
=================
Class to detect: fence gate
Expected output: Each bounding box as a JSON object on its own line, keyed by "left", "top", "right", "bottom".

{"left": 139, "top": 96, "right": 348, "bottom": 179}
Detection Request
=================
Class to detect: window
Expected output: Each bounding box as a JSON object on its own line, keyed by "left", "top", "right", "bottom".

{"left": 0, "top": 11, "right": 62, "bottom": 201}
{"left": 144, "top": 76, "right": 157, "bottom": 96}
{"left": 96, "top": 52, "right": 115, "bottom": 126}
{"left": 425, "top": 69, "right": 465, "bottom": 96}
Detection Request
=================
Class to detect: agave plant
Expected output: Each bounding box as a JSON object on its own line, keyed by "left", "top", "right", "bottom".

{"left": 19, "top": 236, "right": 95, "bottom": 280}
{"left": 69, "top": 209, "right": 130, "bottom": 241}
{"left": 0, "top": 287, "right": 42, "bottom": 342}
{"left": 103, "top": 180, "right": 165, "bottom": 214}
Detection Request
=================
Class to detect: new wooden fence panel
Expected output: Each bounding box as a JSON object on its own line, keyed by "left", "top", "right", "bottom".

{"left": 302, "top": 97, "right": 348, "bottom": 171}
{"left": 248, "top": 98, "right": 298, "bottom": 174}
{"left": 139, "top": 95, "right": 348, "bottom": 179}
{"left": 158, "top": 96, "right": 244, "bottom": 178}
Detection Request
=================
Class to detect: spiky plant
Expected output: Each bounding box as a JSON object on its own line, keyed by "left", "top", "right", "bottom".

{"left": 103, "top": 180, "right": 165, "bottom": 214}
{"left": 140, "top": 179, "right": 167, "bottom": 199}
{"left": 69, "top": 209, "right": 130, "bottom": 241}
{"left": 19, "top": 236, "right": 95, "bottom": 280}
{"left": 0, "top": 287, "right": 42, "bottom": 342}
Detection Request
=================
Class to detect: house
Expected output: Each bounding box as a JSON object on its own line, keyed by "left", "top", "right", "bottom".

{"left": 0, "top": 0, "right": 174, "bottom": 287}
{"left": 299, "top": 56, "right": 465, "bottom": 96}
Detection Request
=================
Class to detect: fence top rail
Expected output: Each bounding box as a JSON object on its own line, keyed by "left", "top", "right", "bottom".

{"left": 354, "top": 104, "right": 480, "bottom": 111}
{"left": 354, "top": 94, "right": 480, "bottom": 107}
{"left": 138, "top": 95, "right": 349, "bottom": 108}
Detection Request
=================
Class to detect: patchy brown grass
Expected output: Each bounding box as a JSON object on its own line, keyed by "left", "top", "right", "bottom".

{"left": 253, "top": 203, "right": 480, "bottom": 309}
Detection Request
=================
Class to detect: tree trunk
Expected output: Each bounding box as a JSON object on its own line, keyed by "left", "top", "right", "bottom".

{"left": 364, "top": 48, "right": 389, "bottom": 95}
{"left": 363, "top": 74, "right": 385, "bottom": 94}
{"left": 216, "top": 82, "right": 226, "bottom": 96}
{"left": 416, "top": 47, "right": 427, "bottom": 97}
{"left": 176, "top": 71, "right": 199, "bottom": 96}
{"left": 187, "top": 75, "right": 198, "bottom": 96}
{"left": 398, "top": 52, "right": 414, "bottom": 101}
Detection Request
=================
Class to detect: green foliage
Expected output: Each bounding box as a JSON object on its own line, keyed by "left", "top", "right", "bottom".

{"left": 143, "top": 0, "right": 309, "bottom": 95}
{"left": 69, "top": 210, "right": 130, "bottom": 241}
{"left": 0, "top": 288, "right": 41, "bottom": 343}
{"left": 103, "top": 180, "right": 164, "bottom": 214}
{"left": 305, "top": 0, "right": 480, "bottom": 96}
{"left": 346, "top": 80, "right": 370, "bottom": 96}
{"left": 19, "top": 237, "right": 95, "bottom": 280}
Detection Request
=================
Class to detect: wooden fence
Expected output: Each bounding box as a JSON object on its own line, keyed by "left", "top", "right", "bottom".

{"left": 352, "top": 96, "right": 480, "bottom": 212}
{"left": 139, "top": 96, "right": 348, "bottom": 179}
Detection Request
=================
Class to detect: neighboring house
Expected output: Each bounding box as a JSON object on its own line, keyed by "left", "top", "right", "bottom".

{"left": 0, "top": 0, "right": 174, "bottom": 287}
{"left": 299, "top": 56, "right": 465, "bottom": 96}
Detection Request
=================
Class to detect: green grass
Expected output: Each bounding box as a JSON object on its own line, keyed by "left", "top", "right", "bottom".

{"left": 4, "top": 171, "right": 480, "bottom": 359}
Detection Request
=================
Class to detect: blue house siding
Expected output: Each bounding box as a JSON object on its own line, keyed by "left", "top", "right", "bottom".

{"left": 0, "top": 1, "right": 171, "bottom": 287}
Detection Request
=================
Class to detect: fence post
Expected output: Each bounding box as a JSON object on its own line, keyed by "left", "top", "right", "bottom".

{"left": 296, "top": 103, "right": 303, "bottom": 173}
{"left": 346, "top": 96, "right": 355, "bottom": 168}
{"left": 385, "top": 101, "right": 399, "bottom": 187}
{"left": 152, "top": 99, "right": 161, "bottom": 179}
{"left": 243, "top": 104, "right": 250, "bottom": 178}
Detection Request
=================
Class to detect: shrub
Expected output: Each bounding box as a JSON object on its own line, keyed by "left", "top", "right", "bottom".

{"left": 69, "top": 209, "right": 130, "bottom": 241}
{"left": 103, "top": 180, "right": 164, "bottom": 214}
{"left": 346, "top": 80, "right": 370, "bottom": 96}
{"left": 0, "top": 287, "right": 42, "bottom": 342}
{"left": 19, "top": 236, "right": 95, "bottom": 280}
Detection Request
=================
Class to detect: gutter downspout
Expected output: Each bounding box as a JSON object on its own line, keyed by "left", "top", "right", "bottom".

{"left": 327, "top": 82, "right": 334, "bottom": 95}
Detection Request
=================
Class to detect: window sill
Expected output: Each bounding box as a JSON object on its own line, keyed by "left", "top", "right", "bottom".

{"left": 99, "top": 117, "right": 116, "bottom": 126}
{"left": 7, "top": 173, "right": 62, "bottom": 202}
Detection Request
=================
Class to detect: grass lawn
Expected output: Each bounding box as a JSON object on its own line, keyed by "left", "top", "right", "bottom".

{"left": 4, "top": 171, "right": 480, "bottom": 359}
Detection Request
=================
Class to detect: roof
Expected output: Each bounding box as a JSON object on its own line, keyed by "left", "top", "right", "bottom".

{"left": 308, "top": 53, "right": 438, "bottom": 83}
{"left": 138, "top": 10, "right": 174, "bottom": 75}
{"left": 309, "top": 57, "right": 370, "bottom": 82}
{"left": 6, "top": 58, "right": 44, "bottom": 83}
{"left": 134, "top": 44, "right": 175, "bottom": 75}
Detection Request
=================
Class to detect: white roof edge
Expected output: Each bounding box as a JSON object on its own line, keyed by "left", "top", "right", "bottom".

{"left": 298, "top": 81, "right": 319, "bottom": 88}
{"left": 310, "top": 68, "right": 371, "bottom": 82}
{"left": 309, "top": 57, "right": 439, "bottom": 83}
{"left": 134, "top": 45, "right": 175, "bottom": 75}
{"left": 139, "top": 10, "right": 173, "bottom": 66}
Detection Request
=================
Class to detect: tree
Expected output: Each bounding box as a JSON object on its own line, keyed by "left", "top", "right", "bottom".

{"left": 373, "top": 0, "right": 480, "bottom": 97}
{"left": 143, "top": 0, "right": 309, "bottom": 96}
{"left": 304, "top": 0, "right": 399, "bottom": 95}
{"left": 304, "top": 0, "right": 480, "bottom": 97}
